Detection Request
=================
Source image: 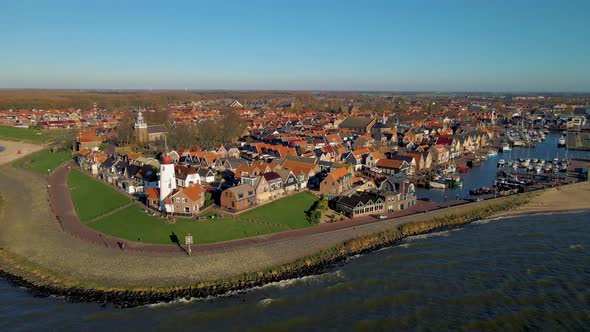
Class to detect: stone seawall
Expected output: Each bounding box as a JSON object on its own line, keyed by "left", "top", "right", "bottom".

{"left": 0, "top": 193, "right": 532, "bottom": 307}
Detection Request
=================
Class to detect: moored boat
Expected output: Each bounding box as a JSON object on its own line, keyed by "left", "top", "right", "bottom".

{"left": 429, "top": 181, "right": 447, "bottom": 190}
{"left": 445, "top": 175, "right": 463, "bottom": 188}
{"left": 457, "top": 166, "right": 470, "bottom": 173}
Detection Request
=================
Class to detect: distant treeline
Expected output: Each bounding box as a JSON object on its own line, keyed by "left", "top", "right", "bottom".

{"left": 0, "top": 90, "right": 310, "bottom": 111}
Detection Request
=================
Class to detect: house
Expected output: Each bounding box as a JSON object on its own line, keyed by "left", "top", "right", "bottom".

{"left": 263, "top": 172, "right": 284, "bottom": 198}
{"left": 135, "top": 164, "right": 159, "bottom": 191}
{"left": 405, "top": 152, "right": 424, "bottom": 171}
{"left": 378, "top": 174, "right": 417, "bottom": 211}
{"left": 220, "top": 184, "right": 256, "bottom": 211}
{"left": 240, "top": 175, "right": 274, "bottom": 204}
{"left": 332, "top": 191, "right": 385, "bottom": 218}
{"left": 431, "top": 144, "right": 450, "bottom": 164}
{"left": 175, "top": 165, "right": 200, "bottom": 187}
{"left": 319, "top": 167, "right": 353, "bottom": 196}
{"left": 391, "top": 154, "right": 417, "bottom": 174}
{"left": 161, "top": 185, "right": 207, "bottom": 216}
{"left": 338, "top": 116, "right": 376, "bottom": 134}
{"left": 275, "top": 169, "right": 299, "bottom": 192}
{"left": 197, "top": 168, "right": 216, "bottom": 183}
{"left": 375, "top": 159, "right": 410, "bottom": 175}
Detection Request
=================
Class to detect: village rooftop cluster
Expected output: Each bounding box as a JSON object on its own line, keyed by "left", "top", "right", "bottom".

{"left": 2, "top": 93, "right": 590, "bottom": 223}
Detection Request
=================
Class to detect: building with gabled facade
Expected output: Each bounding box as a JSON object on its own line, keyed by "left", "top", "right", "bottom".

{"left": 319, "top": 167, "right": 353, "bottom": 196}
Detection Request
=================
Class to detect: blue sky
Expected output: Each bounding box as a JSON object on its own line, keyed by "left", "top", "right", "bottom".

{"left": 0, "top": 0, "right": 589, "bottom": 91}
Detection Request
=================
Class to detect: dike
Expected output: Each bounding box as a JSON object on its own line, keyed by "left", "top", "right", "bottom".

{"left": 0, "top": 192, "right": 534, "bottom": 308}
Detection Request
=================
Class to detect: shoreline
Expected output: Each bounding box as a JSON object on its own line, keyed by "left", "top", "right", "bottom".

{"left": 0, "top": 155, "right": 588, "bottom": 307}
{"left": 0, "top": 190, "right": 566, "bottom": 308}
{"left": 0, "top": 139, "right": 44, "bottom": 166}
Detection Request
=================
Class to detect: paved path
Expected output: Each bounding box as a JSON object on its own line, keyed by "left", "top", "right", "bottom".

{"left": 48, "top": 163, "right": 473, "bottom": 256}
{"left": 1, "top": 163, "right": 539, "bottom": 288}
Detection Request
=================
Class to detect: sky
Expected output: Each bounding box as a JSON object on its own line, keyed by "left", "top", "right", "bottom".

{"left": 0, "top": 0, "right": 589, "bottom": 92}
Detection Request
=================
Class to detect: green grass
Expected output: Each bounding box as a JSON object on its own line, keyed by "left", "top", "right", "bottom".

{"left": 68, "top": 169, "right": 132, "bottom": 222}
{"left": 0, "top": 126, "right": 45, "bottom": 142}
{"left": 0, "top": 126, "right": 75, "bottom": 143}
{"left": 25, "top": 149, "right": 71, "bottom": 174}
{"left": 68, "top": 167, "right": 319, "bottom": 244}
{"left": 89, "top": 205, "right": 287, "bottom": 245}
{"left": 239, "top": 192, "right": 319, "bottom": 229}
{"left": 88, "top": 192, "right": 319, "bottom": 245}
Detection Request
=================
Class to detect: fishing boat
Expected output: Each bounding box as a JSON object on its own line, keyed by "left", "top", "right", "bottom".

{"left": 457, "top": 166, "right": 470, "bottom": 173}
{"left": 558, "top": 136, "right": 566, "bottom": 147}
{"left": 445, "top": 175, "right": 463, "bottom": 188}
{"left": 429, "top": 181, "right": 447, "bottom": 190}
{"left": 487, "top": 149, "right": 498, "bottom": 157}
{"left": 502, "top": 142, "right": 511, "bottom": 152}
{"left": 497, "top": 159, "right": 506, "bottom": 167}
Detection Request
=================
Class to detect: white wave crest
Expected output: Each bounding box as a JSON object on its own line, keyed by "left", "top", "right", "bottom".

{"left": 259, "top": 298, "right": 273, "bottom": 305}
{"left": 405, "top": 230, "right": 451, "bottom": 242}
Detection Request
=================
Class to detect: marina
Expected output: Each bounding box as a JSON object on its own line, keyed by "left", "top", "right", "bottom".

{"left": 416, "top": 133, "right": 590, "bottom": 202}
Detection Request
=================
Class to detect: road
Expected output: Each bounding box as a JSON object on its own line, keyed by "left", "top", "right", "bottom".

{"left": 0, "top": 163, "right": 535, "bottom": 288}
{"left": 48, "top": 163, "right": 472, "bottom": 255}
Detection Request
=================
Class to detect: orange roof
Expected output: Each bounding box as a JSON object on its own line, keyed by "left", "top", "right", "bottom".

{"left": 181, "top": 185, "right": 206, "bottom": 201}
{"left": 376, "top": 159, "right": 404, "bottom": 169}
{"left": 329, "top": 167, "right": 349, "bottom": 181}
{"left": 146, "top": 187, "right": 159, "bottom": 201}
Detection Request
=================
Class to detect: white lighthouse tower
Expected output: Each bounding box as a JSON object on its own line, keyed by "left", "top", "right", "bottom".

{"left": 159, "top": 154, "right": 176, "bottom": 211}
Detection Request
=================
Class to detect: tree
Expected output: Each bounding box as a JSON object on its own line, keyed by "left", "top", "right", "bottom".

{"left": 116, "top": 113, "right": 135, "bottom": 146}
{"left": 219, "top": 109, "right": 245, "bottom": 144}
{"left": 143, "top": 109, "right": 170, "bottom": 126}
{"left": 168, "top": 123, "right": 197, "bottom": 148}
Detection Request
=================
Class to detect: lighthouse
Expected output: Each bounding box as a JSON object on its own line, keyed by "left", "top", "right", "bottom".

{"left": 159, "top": 154, "right": 176, "bottom": 211}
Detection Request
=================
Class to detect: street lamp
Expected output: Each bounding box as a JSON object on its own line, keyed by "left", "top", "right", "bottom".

{"left": 185, "top": 233, "right": 193, "bottom": 256}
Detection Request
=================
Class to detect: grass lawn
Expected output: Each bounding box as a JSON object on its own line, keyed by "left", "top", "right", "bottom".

{"left": 68, "top": 169, "right": 132, "bottom": 222}
{"left": 69, "top": 167, "right": 319, "bottom": 244}
{"left": 0, "top": 126, "right": 45, "bottom": 142}
{"left": 89, "top": 205, "right": 287, "bottom": 245}
{"left": 238, "top": 192, "right": 319, "bottom": 229}
{"left": 26, "top": 149, "right": 72, "bottom": 174}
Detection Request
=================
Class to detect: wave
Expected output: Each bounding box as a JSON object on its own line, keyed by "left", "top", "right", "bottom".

{"left": 405, "top": 230, "right": 452, "bottom": 242}
{"left": 258, "top": 298, "right": 273, "bottom": 306}
{"left": 568, "top": 244, "right": 585, "bottom": 251}
{"left": 145, "top": 270, "right": 345, "bottom": 308}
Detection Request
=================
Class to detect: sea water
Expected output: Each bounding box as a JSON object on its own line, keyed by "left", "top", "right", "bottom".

{"left": 1, "top": 212, "right": 589, "bottom": 331}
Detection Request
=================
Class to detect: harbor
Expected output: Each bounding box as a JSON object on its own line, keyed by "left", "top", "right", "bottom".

{"left": 416, "top": 133, "right": 590, "bottom": 202}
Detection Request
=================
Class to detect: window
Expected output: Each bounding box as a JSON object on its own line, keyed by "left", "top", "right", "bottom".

{"left": 176, "top": 198, "right": 181, "bottom": 203}
{"left": 185, "top": 207, "right": 190, "bottom": 213}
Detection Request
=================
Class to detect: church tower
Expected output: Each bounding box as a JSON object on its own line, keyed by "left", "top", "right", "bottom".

{"left": 134, "top": 109, "right": 148, "bottom": 146}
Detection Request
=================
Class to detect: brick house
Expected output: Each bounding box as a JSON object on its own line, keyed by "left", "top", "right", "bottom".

{"left": 220, "top": 184, "right": 256, "bottom": 211}
{"left": 319, "top": 167, "right": 353, "bottom": 196}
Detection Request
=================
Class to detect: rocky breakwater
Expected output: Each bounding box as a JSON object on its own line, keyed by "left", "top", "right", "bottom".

{"left": 0, "top": 193, "right": 533, "bottom": 308}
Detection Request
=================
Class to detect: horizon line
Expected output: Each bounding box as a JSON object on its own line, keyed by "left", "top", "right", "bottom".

{"left": 1, "top": 88, "right": 589, "bottom": 95}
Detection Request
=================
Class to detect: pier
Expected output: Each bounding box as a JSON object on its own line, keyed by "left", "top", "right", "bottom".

{"left": 566, "top": 130, "right": 590, "bottom": 151}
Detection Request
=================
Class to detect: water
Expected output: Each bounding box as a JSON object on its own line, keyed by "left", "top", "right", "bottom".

{"left": 417, "top": 133, "right": 590, "bottom": 202}
{"left": 2, "top": 212, "right": 589, "bottom": 331}
{"left": 0, "top": 146, "right": 5, "bottom": 153}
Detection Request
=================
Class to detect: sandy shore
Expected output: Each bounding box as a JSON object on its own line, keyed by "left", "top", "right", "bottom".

{"left": 0, "top": 140, "right": 43, "bottom": 166}
{"left": 494, "top": 180, "right": 590, "bottom": 217}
